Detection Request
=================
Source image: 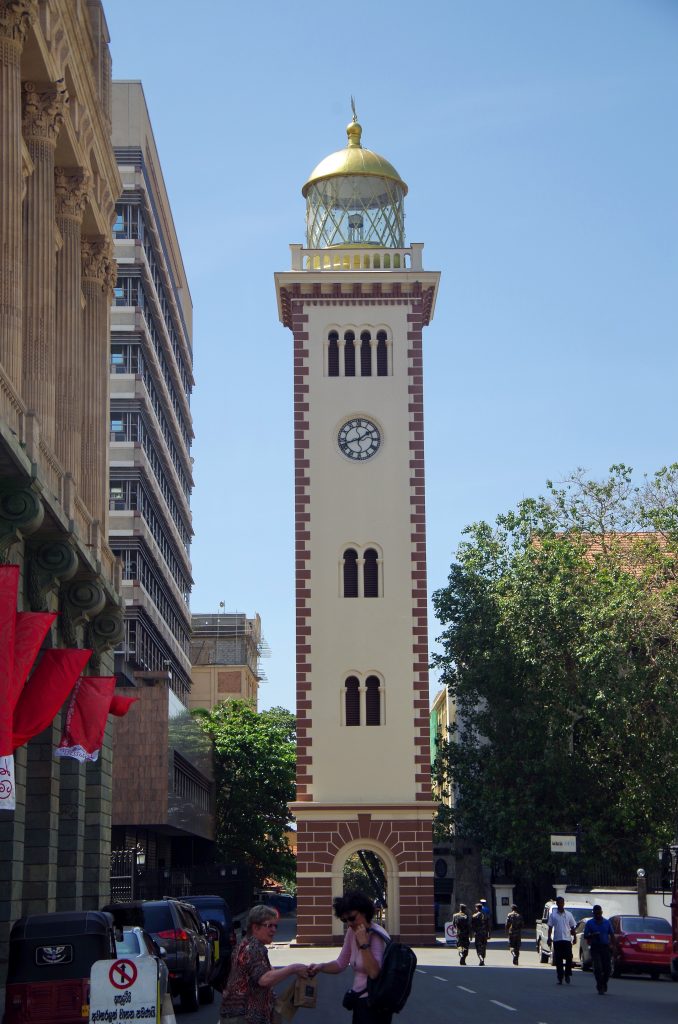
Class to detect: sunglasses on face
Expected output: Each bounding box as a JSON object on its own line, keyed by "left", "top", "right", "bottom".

{"left": 342, "top": 913, "right": 358, "bottom": 923}
{"left": 260, "top": 922, "right": 278, "bottom": 929}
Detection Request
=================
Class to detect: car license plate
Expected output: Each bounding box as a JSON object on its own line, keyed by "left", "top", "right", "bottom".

{"left": 638, "top": 942, "right": 664, "bottom": 951}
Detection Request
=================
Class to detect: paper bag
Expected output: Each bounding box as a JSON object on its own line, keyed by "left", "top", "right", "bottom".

{"left": 294, "top": 976, "right": 318, "bottom": 1008}
{"left": 275, "top": 979, "right": 298, "bottom": 1022}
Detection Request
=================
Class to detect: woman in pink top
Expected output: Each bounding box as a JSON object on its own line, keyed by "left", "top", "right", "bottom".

{"left": 309, "top": 891, "right": 392, "bottom": 1024}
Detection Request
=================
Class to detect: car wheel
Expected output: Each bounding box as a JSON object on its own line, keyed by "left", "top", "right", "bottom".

{"left": 611, "top": 956, "right": 622, "bottom": 979}
{"left": 180, "top": 966, "right": 200, "bottom": 1012}
{"left": 199, "top": 981, "right": 215, "bottom": 1004}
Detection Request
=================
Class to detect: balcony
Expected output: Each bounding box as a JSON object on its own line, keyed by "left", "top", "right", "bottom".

{"left": 290, "top": 242, "right": 423, "bottom": 272}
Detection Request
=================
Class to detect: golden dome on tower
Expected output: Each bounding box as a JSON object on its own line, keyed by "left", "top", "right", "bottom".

{"left": 302, "top": 114, "right": 408, "bottom": 198}
{"left": 302, "top": 104, "right": 408, "bottom": 249}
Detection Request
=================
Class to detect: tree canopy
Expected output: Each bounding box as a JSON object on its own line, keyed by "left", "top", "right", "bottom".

{"left": 432, "top": 464, "right": 678, "bottom": 878}
{"left": 193, "top": 700, "right": 296, "bottom": 886}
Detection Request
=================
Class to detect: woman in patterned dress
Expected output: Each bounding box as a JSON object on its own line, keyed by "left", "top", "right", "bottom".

{"left": 220, "top": 905, "right": 309, "bottom": 1024}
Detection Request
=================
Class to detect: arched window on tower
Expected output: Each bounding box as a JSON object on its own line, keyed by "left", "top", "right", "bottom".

{"left": 344, "top": 331, "right": 355, "bottom": 376}
{"left": 366, "top": 675, "right": 381, "bottom": 726}
{"left": 363, "top": 548, "right": 379, "bottom": 597}
{"left": 376, "top": 330, "right": 388, "bottom": 376}
{"left": 345, "top": 676, "right": 360, "bottom": 726}
{"left": 328, "top": 331, "right": 339, "bottom": 376}
{"left": 360, "top": 331, "right": 372, "bottom": 376}
{"left": 343, "top": 548, "right": 358, "bottom": 597}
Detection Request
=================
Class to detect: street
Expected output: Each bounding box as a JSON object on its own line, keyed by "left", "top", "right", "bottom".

{"left": 185, "top": 924, "right": 677, "bottom": 1024}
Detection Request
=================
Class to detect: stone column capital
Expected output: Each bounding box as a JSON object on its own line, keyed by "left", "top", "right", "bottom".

{"left": 0, "top": 0, "right": 36, "bottom": 47}
{"left": 54, "top": 167, "right": 90, "bottom": 221}
{"left": 22, "top": 80, "right": 67, "bottom": 145}
{"left": 81, "top": 235, "right": 114, "bottom": 290}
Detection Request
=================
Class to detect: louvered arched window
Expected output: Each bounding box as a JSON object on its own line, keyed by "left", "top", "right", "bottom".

{"left": 376, "top": 330, "right": 388, "bottom": 376}
{"left": 343, "top": 549, "right": 358, "bottom": 598}
{"left": 363, "top": 548, "right": 379, "bottom": 598}
{"left": 366, "top": 676, "right": 381, "bottom": 726}
{"left": 328, "top": 331, "right": 339, "bottom": 376}
{"left": 360, "top": 331, "right": 372, "bottom": 376}
{"left": 344, "top": 331, "right": 356, "bottom": 376}
{"left": 345, "top": 676, "right": 360, "bottom": 726}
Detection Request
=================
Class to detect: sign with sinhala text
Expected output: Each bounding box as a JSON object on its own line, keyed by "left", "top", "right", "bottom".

{"left": 550, "top": 833, "right": 578, "bottom": 853}
{"left": 89, "top": 957, "right": 159, "bottom": 1023}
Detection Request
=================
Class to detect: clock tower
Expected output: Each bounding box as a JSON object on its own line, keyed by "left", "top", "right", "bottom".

{"left": 275, "top": 111, "right": 440, "bottom": 944}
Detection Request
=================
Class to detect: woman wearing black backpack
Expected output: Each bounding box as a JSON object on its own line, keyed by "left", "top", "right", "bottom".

{"left": 308, "top": 891, "right": 392, "bottom": 1024}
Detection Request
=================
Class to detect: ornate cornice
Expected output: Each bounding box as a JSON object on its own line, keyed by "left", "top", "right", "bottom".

{"left": 0, "top": 0, "right": 36, "bottom": 46}
{"left": 81, "top": 235, "right": 114, "bottom": 288}
{"left": 54, "top": 167, "right": 90, "bottom": 221}
{"left": 22, "top": 80, "right": 67, "bottom": 145}
{"left": 278, "top": 282, "right": 436, "bottom": 330}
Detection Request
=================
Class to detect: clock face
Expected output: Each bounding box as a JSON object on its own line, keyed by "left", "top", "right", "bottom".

{"left": 337, "top": 418, "right": 381, "bottom": 461}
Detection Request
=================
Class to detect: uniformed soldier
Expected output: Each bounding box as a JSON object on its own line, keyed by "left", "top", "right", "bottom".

{"left": 505, "top": 904, "right": 524, "bottom": 965}
{"left": 472, "top": 903, "right": 490, "bottom": 965}
{"left": 452, "top": 903, "right": 471, "bottom": 965}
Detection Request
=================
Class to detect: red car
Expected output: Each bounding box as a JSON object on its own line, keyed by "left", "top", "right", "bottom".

{"left": 610, "top": 914, "right": 672, "bottom": 979}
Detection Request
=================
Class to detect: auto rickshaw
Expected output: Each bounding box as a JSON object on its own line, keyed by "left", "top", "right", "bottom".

{"left": 3, "top": 910, "right": 116, "bottom": 1023}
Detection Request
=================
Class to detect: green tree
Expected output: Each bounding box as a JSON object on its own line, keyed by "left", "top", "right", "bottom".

{"left": 432, "top": 464, "right": 678, "bottom": 877}
{"left": 193, "top": 700, "right": 296, "bottom": 886}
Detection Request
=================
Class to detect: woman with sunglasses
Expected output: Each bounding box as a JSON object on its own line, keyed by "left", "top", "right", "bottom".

{"left": 308, "top": 891, "right": 392, "bottom": 1023}
{"left": 220, "top": 904, "right": 310, "bottom": 1024}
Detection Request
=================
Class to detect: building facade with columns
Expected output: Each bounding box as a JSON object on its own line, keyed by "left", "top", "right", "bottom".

{"left": 275, "top": 114, "right": 440, "bottom": 944}
{"left": 0, "top": 0, "right": 123, "bottom": 983}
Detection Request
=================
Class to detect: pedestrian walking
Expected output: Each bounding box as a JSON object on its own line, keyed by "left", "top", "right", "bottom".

{"left": 505, "top": 904, "right": 523, "bottom": 965}
{"left": 471, "top": 903, "right": 490, "bottom": 965}
{"left": 452, "top": 904, "right": 471, "bottom": 965}
{"left": 547, "top": 896, "right": 577, "bottom": 985}
{"left": 583, "top": 905, "right": 616, "bottom": 995}
{"left": 308, "top": 890, "right": 392, "bottom": 1024}
{"left": 479, "top": 898, "right": 492, "bottom": 929}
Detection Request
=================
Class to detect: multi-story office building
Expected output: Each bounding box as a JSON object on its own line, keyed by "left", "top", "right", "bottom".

{"left": 189, "top": 612, "right": 265, "bottom": 711}
{"left": 108, "top": 82, "right": 214, "bottom": 884}
{"left": 108, "top": 80, "right": 194, "bottom": 702}
{"left": 0, "top": 0, "right": 122, "bottom": 982}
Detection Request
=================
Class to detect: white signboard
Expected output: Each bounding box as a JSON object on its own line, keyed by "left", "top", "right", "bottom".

{"left": 0, "top": 755, "right": 16, "bottom": 810}
{"left": 90, "top": 957, "right": 159, "bottom": 1023}
{"left": 550, "top": 834, "right": 577, "bottom": 853}
{"left": 444, "top": 921, "right": 457, "bottom": 946}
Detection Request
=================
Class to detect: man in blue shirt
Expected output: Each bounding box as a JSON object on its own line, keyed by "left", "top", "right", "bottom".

{"left": 584, "top": 905, "right": 616, "bottom": 994}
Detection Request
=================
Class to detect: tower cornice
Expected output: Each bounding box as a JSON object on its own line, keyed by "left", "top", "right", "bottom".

{"left": 275, "top": 273, "right": 440, "bottom": 330}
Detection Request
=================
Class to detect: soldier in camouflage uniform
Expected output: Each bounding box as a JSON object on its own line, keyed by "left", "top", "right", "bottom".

{"left": 472, "top": 903, "right": 490, "bottom": 965}
{"left": 452, "top": 903, "right": 471, "bottom": 965}
{"left": 505, "top": 904, "right": 524, "bottom": 965}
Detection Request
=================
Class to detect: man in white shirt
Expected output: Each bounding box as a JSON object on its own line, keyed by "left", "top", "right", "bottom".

{"left": 547, "top": 897, "right": 577, "bottom": 984}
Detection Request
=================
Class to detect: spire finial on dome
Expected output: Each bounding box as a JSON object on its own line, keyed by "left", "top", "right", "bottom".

{"left": 346, "top": 95, "right": 362, "bottom": 148}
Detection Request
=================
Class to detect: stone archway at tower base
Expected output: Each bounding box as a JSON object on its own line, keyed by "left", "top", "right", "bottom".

{"left": 293, "top": 807, "right": 436, "bottom": 946}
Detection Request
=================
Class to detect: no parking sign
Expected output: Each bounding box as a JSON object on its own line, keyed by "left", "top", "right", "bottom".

{"left": 444, "top": 921, "right": 457, "bottom": 946}
{"left": 89, "top": 956, "right": 159, "bottom": 1022}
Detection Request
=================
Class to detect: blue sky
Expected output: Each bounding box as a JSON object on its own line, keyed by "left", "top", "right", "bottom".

{"left": 106, "top": 0, "right": 678, "bottom": 711}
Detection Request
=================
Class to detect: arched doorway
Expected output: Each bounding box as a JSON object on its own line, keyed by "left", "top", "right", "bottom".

{"left": 330, "top": 839, "right": 401, "bottom": 938}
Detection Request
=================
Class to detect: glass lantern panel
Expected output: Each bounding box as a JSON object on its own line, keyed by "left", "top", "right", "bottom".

{"left": 306, "top": 174, "right": 405, "bottom": 249}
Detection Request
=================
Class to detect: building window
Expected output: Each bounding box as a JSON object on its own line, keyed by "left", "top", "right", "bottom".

{"left": 343, "top": 548, "right": 358, "bottom": 598}
{"left": 363, "top": 548, "right": 379, "bottom": 598}
{"left": 366, "top": 675, "right": 381, "bottom": 726}
{"left": 360, "top": 331, "right": 372, "bottom": 376}
{"left": 345, "top": 676, "right": 360, "bottom": 726}
{"left": 340, "top": 545, "right": 382, "bottom": 598}
{"left": 344, "top": 331, "right": 356, "bottom": 377}
{"left": 376, "top": 330, "right": 388, "bottom": 376}
{"left": 328, "top": 331, "right": 339, "bottom": 376}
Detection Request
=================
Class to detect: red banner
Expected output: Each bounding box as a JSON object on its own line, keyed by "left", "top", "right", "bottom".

{"left": 109, "top": 695, "right": 139, "bottom": 717}
{"left": 12, "top": 648, "right": 91, "bottom": 750}
{"left": 55, "top": 676, "right": 117, "bottom": 762}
